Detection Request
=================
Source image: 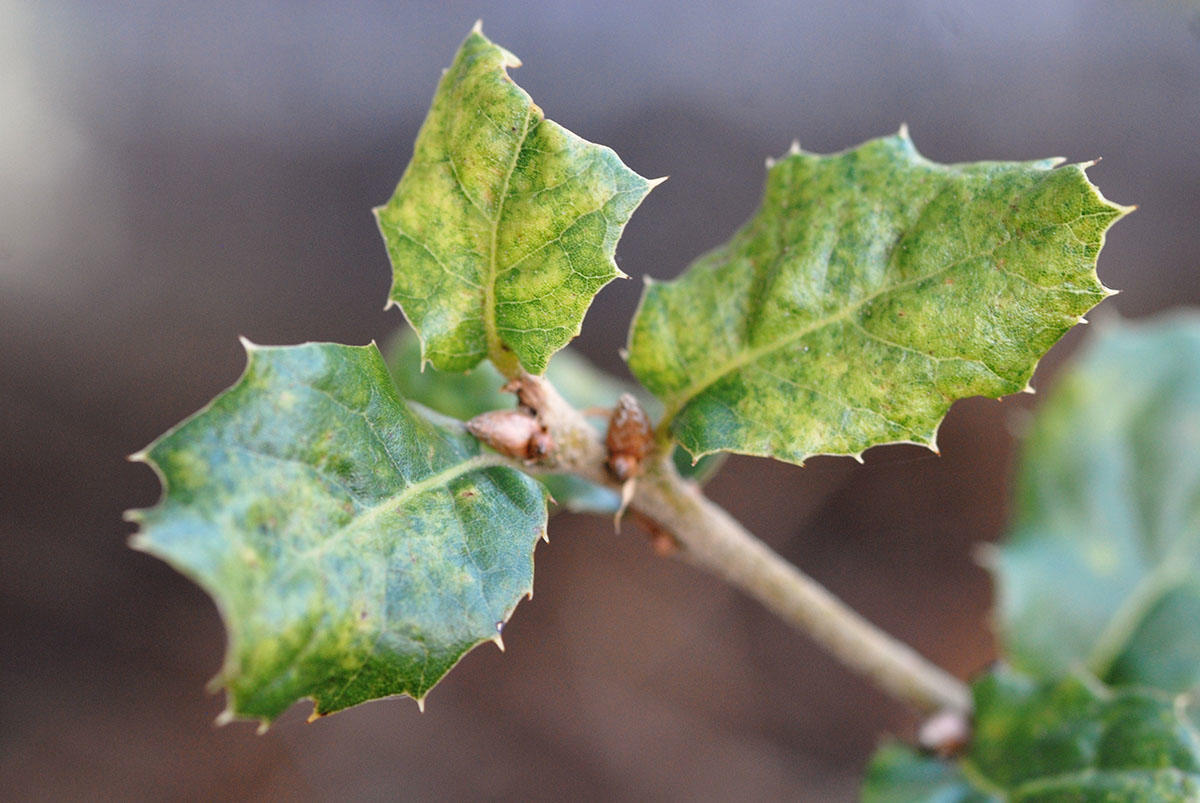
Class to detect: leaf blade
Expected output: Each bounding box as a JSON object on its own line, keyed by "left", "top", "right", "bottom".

{"left": 629, "top": 132, "right": 1127, "bottom": 464}
{"left": 376, "top": 25, "right": 656, "bottom": 376}
{"left": 864, "top": 669, "right": 1200, "bottom": 802}
{"left": 995, "top": 315, "right": 1200, "bottom": 694}
{"left": 128, "top": 341, "right": 548, "bottom": 724}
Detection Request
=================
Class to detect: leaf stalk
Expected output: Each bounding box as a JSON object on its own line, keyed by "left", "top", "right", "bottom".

{"left": 506, "top": 373, "right": 972, "bottom": 716}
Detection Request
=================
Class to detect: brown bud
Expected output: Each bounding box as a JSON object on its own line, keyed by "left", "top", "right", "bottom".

{"left": 606, "top": 393, "right": 653, "bottom": 482}
{"left": 466, "top": 410, "right": 552, "bottom": 461}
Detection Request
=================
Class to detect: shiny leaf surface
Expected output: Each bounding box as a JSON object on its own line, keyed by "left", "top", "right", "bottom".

{"left": 128, "top": 341, "right": 547, "bottom": 726}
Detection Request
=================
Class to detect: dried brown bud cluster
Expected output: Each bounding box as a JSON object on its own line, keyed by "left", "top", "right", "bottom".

{"left": 606, "top": 393, "right": 653, "bottom": 482}
{"left": 466, "top": 410, "right": 553, "bottom": 461}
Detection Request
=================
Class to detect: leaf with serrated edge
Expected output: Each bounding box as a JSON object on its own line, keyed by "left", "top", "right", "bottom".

{"left": 863, "top": 668, "right": 1200, "bottom": 802}
{"left": 628, "top": 130, "right": 1129, "bottom": 465}
{"left": 375, "top": 22, "right": 659, "bottom": 376}
{"left": 995, "top": 314, "right": 1200, "bottom": 695}
{"left": 126, "top": 341, "right": 547, "bottom": 727}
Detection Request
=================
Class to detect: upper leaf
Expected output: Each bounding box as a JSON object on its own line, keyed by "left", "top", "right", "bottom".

{"left": 127, "top": 341, "right": 548, "bottom": 726}
{"left": 864, "top": 668, "right": 1200, "bottom": 802}
{"left": 375, "top": 24, "right": 657, "bottom": 376}
{"left": 995, "top": 315, "right": 1200, "bottom": 694}
{"left": 628, "top": 131, "right": 1128, "bottom": 464}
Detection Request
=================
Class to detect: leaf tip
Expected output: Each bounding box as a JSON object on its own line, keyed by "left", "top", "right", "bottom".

{"left": 787, "top": 139, "right": 801, "bottom": 156}
{"left": 127, "top": 448, "right": 149, "bottom": 464}
{"left": 540, "top": 529, "right": 550, "bottom": 544}
{"left": 416, "top": 696, "right": 427, "bottom": 713}
{"left": 764, "top": 155, "right": 776, "bottom": 169}
{"left": 214, "top": 709, "right": 235, "bottom": 728}
{"left": 897, "top": 122, "right": 910, "bottom": 140}
{"left": 471, "top": 18, "right": 483, "bottom": 35}
{"left": 492, "top": 630, "right": 505, "bottom": 652}
{"left": 851, "top": 451, "right": 865, "bottom": 465}
{"left": 1022, "top": 382, "right": 1036, "bottom": 395}
{"left": 238, "top": 335, "right": 261, "bottom": 353}
{"left": 255, "top": 720, "right": 270, "bottom": 736}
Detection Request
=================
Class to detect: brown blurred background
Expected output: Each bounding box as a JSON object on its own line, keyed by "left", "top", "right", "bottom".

{"left": 3, "top": 0, "right": 1198, "bottom": 799}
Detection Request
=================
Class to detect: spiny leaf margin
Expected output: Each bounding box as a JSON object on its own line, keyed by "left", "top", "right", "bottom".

{"left": 127, "top": 339, "right": 548, "bottom": 728}
{"left": 628, "top": 129, "right": 1130, "bottom": 466}
{"left": 376, "top": 22, "right": 659, "bottom": 376}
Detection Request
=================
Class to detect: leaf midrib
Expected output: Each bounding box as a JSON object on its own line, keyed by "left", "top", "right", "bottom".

{"left": 659, "top": 239, "right": 1007, "bottom": 427}
{"left": 280, "top": 450, "right": 511, "bottom": 562}
{"left": 483, "top": 106, "right": 534, "bottom": 373}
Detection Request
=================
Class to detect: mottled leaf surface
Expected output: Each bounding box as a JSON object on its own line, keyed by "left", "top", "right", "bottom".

{"left": 376, "top": 25, "right": 656, "bottom": 376}
{"left": 996, "top": 315, "right": 1200, "bottom": 694}
{"left": 385, "top": 327, "right": 723, "bottom": 513}
{"left": 864, "top": 669, "right": 1200, "bottom": 802}
{"left": 128, "top": 342, "right": 547, "bottom": 725}
{"left": 628, "top": 131, "right": 1127, "bottom": 464}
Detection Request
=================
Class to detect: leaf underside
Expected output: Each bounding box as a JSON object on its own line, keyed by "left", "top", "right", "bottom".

{"left": 864, "top": 669, "right": 1200, "bottom": 802}
{"left": 996, "top": 315, "right": 1200, "bottom": 695}
{"left": 128, "top": 342, "right": 547, "bottom": 725}
{"left": 376, "top": 25, "right": 656, "bottom": 376}
{"left": 628, "top": 131, "right": 1128, "bottom": 465}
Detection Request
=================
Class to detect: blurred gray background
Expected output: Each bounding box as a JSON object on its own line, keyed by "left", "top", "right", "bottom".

{"left": 3, "top": 0, "right": 1198, "bottom": 798}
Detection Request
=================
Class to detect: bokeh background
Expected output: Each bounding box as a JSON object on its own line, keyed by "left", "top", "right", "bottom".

{"left": 3, "top": 0, "right": 1198, "bottom": 798}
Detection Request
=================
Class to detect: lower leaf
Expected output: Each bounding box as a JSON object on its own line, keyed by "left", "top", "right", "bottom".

{"left": 127, "top": 341, "right": 548, "bottom": 726}
{"left": 864, "top": 668, "right": 1200, "bottom": 802}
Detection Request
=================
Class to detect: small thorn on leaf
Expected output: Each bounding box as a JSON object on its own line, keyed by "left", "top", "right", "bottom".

{"left": 613, "top": 478, "right": 636, "bottom": 532}
{"left": 416, "top": 697, "right": 426, "bottom": 713}
{"left": 256, "top": 721, "right": 270, "bottom": 736}
{"left": 788, "top": 139, "right": 801, "bottom": 155}
{"left": 492, "top": 633, "right": 505, "bottom": 652}
{"left": 214, "top": 710, "right": 235, "bottom": 727}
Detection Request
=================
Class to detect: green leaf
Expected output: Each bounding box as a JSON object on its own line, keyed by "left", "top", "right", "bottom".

{"left": 628, "top": 131, "right": 1129, "bottom": 464}
{"left": 375, "top": 23, "right": 658, "bottom": 376}
{"left": 127, "top": 341, "right": 548, "bottom": 726}
{"left": 994, "top": 315, "right": 1200, "bottom": 695}
{"left": 864, "top": 669, "right": 1200, "bottom": 802}
{"left": 384, "top": 326, "right": 725, "bottom": 513}
{"left": 863, "top": 743, "right": 994, "bottom": 803}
